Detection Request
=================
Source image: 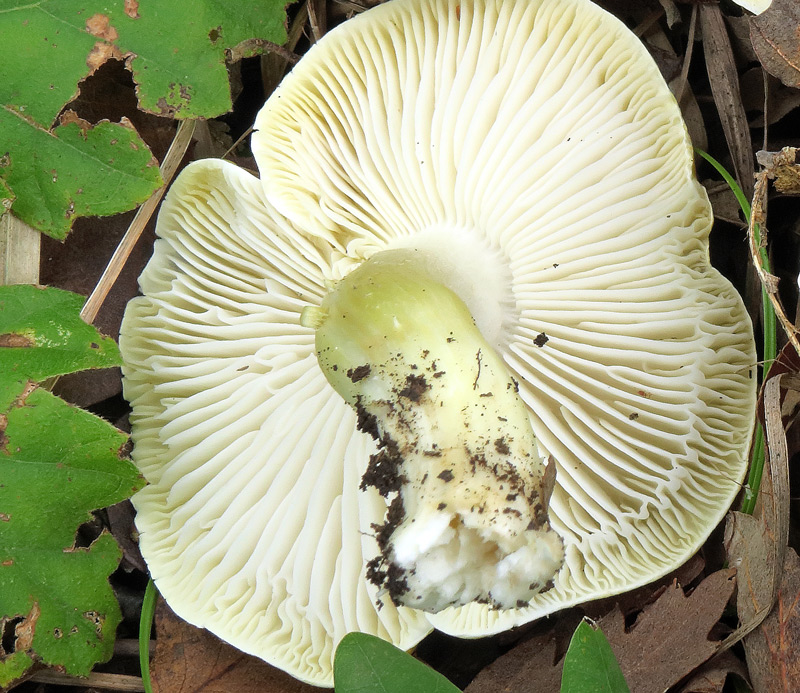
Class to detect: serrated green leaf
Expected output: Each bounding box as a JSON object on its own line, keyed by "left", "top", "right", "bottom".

{"left": 0, "top": 285, "right": 142, "bottom": 686}
{"left": 0, "top": 285, "right": 120, "bottom": 409}
{"left": 0, "top": 113, "right": 162, "bottom": 240}
{"left": 334, "top": 633, "right": 461, "bottom": 693}
{"left": 560, "top": 620, "right": 630, "bottom": 693}
{"left": 0, "top": 0, "right": 287, "bottom": 237}
{"left": 0, "top": 0, "right": 288, "bottom": 123}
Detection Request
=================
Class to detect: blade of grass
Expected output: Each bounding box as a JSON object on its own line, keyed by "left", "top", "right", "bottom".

{"left": 695, "top": 148, "right": 776, "bottom": 515}
{"left": 139, "top": 579, "right": 158, "bottom": 693}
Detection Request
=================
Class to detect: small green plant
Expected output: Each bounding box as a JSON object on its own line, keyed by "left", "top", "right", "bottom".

{"left": 331, "top": 621, "right": 630, "bottom": 693}
{"left": 334, "top": 632, "right": 461, "bottom": 692}
{"left": 561, "top": 620, "right": 630, "bottom": 693}
{"left": 695, "top": 148, "right": 777, "bottom": 515}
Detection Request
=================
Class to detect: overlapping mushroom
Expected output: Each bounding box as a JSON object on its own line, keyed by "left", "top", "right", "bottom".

{"left": 120, "top": 0, "right": 757, "bottom": 686}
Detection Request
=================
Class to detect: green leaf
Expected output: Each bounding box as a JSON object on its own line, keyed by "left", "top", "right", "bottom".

{"left": 0, "top": 285, "right": 142, "bottom": 686}
{"left": 334, "top": 633, "right": 461, "bottom": 693}
{"left": 0, "top": 113, "right": 163, "bottom": 240}
{"left": 0, "top": 285, "right": 120, "bottom": 410}
{"left": 560, "top": 620, "right": 630, "bottom": 693}
{"left": 0, "top": 0, "right": 288, "bottom": 237}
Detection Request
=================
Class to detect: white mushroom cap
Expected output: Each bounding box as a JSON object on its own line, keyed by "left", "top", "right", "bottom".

{"left": 121, "top": 0, "right": 757, "bottom": 686}
{"left": 732, "top": 0, "right": 772, "bottom": 14}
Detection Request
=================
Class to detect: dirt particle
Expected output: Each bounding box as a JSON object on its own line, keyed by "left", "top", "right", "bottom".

{"left": 386, "top": 562, "right": 410, "bottom": 600}
{"left": 494, "top": 438, "right": 511, "bottom": 455}
{"left": 533, "top": 332, "right": 549, "bottom": 347}
{"left": 347, "top": 364, "right": 371, "bottom": 383}
{"left": 372, "top": 495, "right": 405, "bottom": 551}
{"left": 629, "top": 412, "right": 639, "bottom": 420}
{"left": 399, "top": 373, "right": 428, "bottom": 401}
{"left": 437, "top": 502, "right": 447, "bottom": 510}
{"left": 361, "top": 445, "right": 405, "bottom": 498}
{"left": 437, "top": 469, "right": 455, "bottom": 482}
{"left": 354, "top": 399, "right": 380, "bottom": 440}
{"left": 366, "top": 556, "right": 386, "bottom": 586}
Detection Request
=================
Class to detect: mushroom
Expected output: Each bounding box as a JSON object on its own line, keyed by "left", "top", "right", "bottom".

{"left": 120, "top": 0, "right": 757, "bottom": 686}
{"left": 733, "top": 0, "right": 772, "bottom": 14}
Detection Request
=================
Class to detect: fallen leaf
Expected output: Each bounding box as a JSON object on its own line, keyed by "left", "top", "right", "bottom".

{"left": 700, "top": 4, "right": 755, "bottom": 199}
{"left": 464, "top": 622, "right": 572, "bottom": 693}
{"left": 151, "top": 600, "right": 318, "bottom": 693}
{"left": 599, "top": 569, "right": 737, "bottom": 693}
{"left": 466, "top": 556, "right": 706, "bottom": 692}
{"left": 757, "top": 147, "right": 800, "bottom": 194}
{"left": 745, "top": 548, "right": 800, "bottom": 692}
{"left": 750, "top": 0, "right": 800, "bottom": 89}
{"left": 677, "top": 650, "right": 749, "bottom": 693}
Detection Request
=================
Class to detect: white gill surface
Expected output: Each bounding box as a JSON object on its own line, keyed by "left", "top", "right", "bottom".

{"left": 253, "top": 0, "right": 755, "bottom": 637}
{"left": 122, "top": 0, "right": 757, "bottom": 685}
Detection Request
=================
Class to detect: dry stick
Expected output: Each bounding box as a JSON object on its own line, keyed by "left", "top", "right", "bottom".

{"left": 673, "top": 3, "right": 697, "bottom": 105}
{"left": 81, "top": 119, "right": 197, "bottom": 324}
{"left": 747, "top": 170, "right": 800, "bottom": 354}
{"left": 28, "top": 671, "right": 145, "bottom": 691}
{"left": 308, "top": 0, "right": 327, "bottom": 41}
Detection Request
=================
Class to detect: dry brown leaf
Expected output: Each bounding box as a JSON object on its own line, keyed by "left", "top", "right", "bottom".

{"left": 678, "top": 650, "right": 749, "bottom": 693}
{"left": 466, "top": 569, "right": 735, "bottom": 693}
{"left": 464, "top": 613, "right": 582, "bottom": 693}
{"left": 757, "top": 147, "right": 800, "bottom": 194}
{"left": 725, "top": 369, "right": 790, "bottom": 630}
{"left": 599, "top": 569, "right": 737, "bottom": 693}
{"left": 745, "top": 548, "right": 800, "bottom": 692}
{"left": 750, "top": 0, "right": 800, "bottom": 89}
{"left": 151, "top": 600, "right": 318, "bottom": 693}
{"left": 740, "top": 69, "right": 800, "bottom": 128}
{"left": 464, "top": 631, "right": 563, "bottom": 693}
{"left": 700, "top": 4, "right": 755, "bottom": 199}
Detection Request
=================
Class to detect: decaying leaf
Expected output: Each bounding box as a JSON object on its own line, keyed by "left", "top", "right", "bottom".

{"left": 700, "top": 4, "right": 755, "bottom": 199}
{"left": 151, "top": 600, "right": 318, "bottom": 693}
{"left": 599, "top": 569, "right": 737, "bottom": 693}
{"left": 677, "top": 650, "right": 749, "bottom": 693}
{"left": 466, "top": 568, "right": 735, "bottom": 693}
{"left": 750, "top": 0, "right": 800, "bottom": 89}
{"left": 757, "top": 147, "right": 800, "bottom": 194}
{"left": 745, "top": 548, "right": 800, "bottom": 692}
{"left": 465, "top": 617, "right": 581, "bottom": 693}
{"left": 726, "top": 348, "right": 798, "bottom": 691}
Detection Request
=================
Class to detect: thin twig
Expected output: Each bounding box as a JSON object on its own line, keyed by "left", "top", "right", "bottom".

{"left": 747, "top": 170, "right": 800, "bottom": 354}
{"left": 28, "top": 671, "right": 145, "bottom": 691}
{"left": 674, "top": 3, "right": 697, "bottom": 105}
{"left": 81, "top": 119, "right": 196, "bottom": 324}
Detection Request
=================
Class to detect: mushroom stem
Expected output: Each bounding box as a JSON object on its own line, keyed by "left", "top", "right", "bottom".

{"left": 304, "top": 252, "right": 564, "bottom": 612}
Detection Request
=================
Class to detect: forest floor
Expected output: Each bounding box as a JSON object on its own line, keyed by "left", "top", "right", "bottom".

{"left": 4, "top": 0, "right": 800, "bottom": 691}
